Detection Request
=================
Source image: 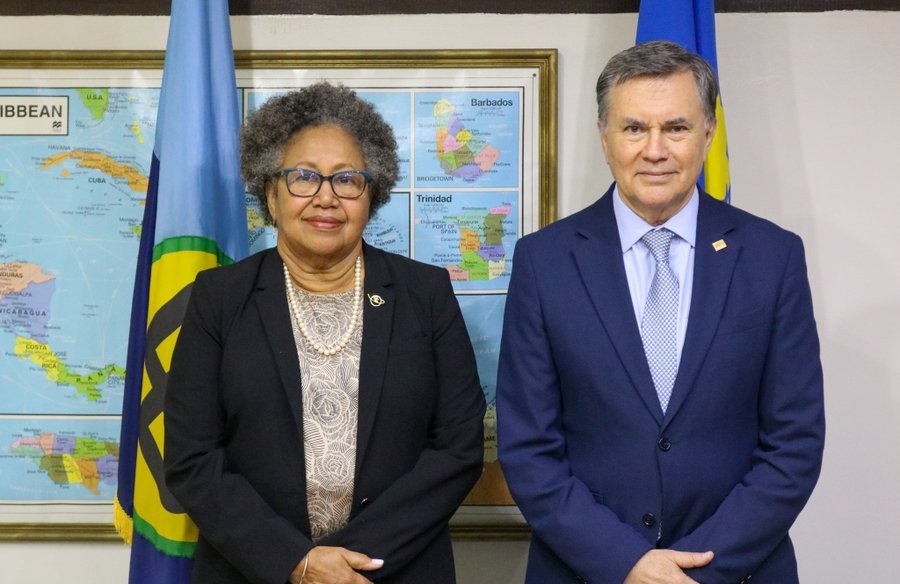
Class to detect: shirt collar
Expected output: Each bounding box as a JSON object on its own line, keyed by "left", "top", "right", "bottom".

{"left": 612, "top": 184, "right": 699, "bottom": 253}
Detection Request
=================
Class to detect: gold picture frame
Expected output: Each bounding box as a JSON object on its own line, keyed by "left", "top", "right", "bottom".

{"left": 0, "top": 49, "right": 556, "bottom": 541}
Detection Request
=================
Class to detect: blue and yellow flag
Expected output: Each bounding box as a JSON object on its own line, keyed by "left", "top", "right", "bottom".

{"left": 115, "top": 1, "right": 248, "bottom": 581}
{"left": 637, "top": 0, "right": 731, "bottom": 201}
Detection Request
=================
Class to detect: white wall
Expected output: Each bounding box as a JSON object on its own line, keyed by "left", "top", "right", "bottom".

{"left": 1, "top": 11, "right": 898, "bottom": 582}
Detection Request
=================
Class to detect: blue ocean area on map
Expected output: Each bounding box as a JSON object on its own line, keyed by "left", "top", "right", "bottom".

{"left": 0, "top": 87, "right": 157, "bottom": 418}
{"left": 457, "top": 294, "right": 506, "bottom": 407}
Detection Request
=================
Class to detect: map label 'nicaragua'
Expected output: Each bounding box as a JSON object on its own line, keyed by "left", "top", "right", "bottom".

{"left": 0, "top": 96, "right": 69, "bottom": 136}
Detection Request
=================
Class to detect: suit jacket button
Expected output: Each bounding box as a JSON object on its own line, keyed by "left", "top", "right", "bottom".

{"left": 657, "top": 437, "right": 672, "bottom": 452}
{"left": 641, "top": 513, "right": 656, "bottom": 528}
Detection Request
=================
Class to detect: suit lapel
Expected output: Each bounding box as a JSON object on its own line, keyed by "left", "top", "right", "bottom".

{"left": 255, "top": 249, "right": 305, "bottom": 440}
{"left": 663, "top": 194, "right": 740, "bottom": 426}
{"left": 354, "top": 243, "right": 395, "bottom": 477}
{"left": 572, "top": 190, "right": 664, "bottom": 425}
{"left": 254, "top": 245, "right": 395, "bottom": 513}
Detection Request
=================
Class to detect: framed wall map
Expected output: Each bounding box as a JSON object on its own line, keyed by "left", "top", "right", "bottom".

{"left": 0, "top": 49, "right": 557, "bottom": 540}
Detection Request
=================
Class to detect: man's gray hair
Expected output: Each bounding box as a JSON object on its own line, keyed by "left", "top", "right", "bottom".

{"left": 596, "top": 40, "right": 719, "bottom": 126}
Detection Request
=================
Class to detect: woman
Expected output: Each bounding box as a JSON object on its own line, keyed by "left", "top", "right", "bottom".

{"left": 164, "top": 82, "right": 486, "bottom": 584}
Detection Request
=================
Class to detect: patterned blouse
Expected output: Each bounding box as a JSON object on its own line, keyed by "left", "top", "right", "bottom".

{"left": 286, "top": 285, "right": 363, "bottom": 541}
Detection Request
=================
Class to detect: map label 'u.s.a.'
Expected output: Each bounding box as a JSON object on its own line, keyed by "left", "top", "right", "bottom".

{"left": 0, "top": 96, "right": 68, "bottom": 136}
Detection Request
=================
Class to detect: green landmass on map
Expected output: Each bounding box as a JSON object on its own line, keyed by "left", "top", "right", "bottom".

{"left": 483, "top": 213, "right": 505, "bottom": 245}
{"left": 74, "top": 436, "right": 119, "bottom": 459}
{"left": 459, "top": 251, "right": 491, "bottom": 280}
{"left": 444, "top": 208, "right": 510, "bottom": 281}
{"left": 12, "top": 335, "right": 125, "bottom": 401}
{"left": 77, "top": 89, "right": 110, "bottom": 120}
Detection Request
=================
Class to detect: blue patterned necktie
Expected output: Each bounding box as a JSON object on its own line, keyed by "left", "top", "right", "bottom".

{"left": 640, "top": 228, "right": 679, "bottom": 413}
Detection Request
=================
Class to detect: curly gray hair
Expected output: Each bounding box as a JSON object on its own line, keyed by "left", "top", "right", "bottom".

{"left": 240, "top": 82, "right": 400, "bottom": 223}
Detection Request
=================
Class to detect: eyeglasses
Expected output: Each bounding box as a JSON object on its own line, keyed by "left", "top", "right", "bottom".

{"left": 279, "top": 167, "right": 371, "bottom": 199}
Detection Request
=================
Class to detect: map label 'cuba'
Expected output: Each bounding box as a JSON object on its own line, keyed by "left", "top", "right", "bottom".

{"left": 0, "top": 96, "right": 69, "bottom": 136}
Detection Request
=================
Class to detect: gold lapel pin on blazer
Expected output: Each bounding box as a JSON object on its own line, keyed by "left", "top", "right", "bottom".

{"left": 367, "top": 293, "right": 385, "bottom": 307}
{"left": 712, "top": 239, "right": 727, "bottom": 252}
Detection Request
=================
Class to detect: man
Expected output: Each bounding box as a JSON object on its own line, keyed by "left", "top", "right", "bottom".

{"left": 497, "top": 40, "right": 824, "bottom": 584}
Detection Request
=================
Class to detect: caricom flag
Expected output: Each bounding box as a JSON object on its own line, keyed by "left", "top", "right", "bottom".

{"left": 636, "top": 0, "right": 731, "bottom": 201}
{"left": 115, "top": 1, "right": 248, "bottom": 582}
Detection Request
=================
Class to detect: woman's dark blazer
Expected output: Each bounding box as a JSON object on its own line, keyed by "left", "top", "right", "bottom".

{"left": 164, "top": 243, "right": 486, "bottom": 584}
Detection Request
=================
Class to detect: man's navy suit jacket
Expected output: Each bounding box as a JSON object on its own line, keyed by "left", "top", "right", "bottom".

{"left": 497, "top": 186, "right": 825, "bottom": 584}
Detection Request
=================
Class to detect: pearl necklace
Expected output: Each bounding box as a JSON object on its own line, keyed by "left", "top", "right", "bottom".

{"left": 283, "top": 256, "right": 362, "bottom": 356}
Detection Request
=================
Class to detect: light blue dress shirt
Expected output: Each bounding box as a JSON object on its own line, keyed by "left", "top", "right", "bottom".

{"left": 613, "top": 186, "right": 698, "bottom": 366}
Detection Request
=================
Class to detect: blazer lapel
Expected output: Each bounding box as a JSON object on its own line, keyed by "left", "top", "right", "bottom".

{"left": 354, "top": 243, "right": 395, "bottom": 477}
{"left": 572, "top": 190, "right": 664, "bottom": 425}
{"left": 663, "top": 193, "right": 740, "bottom": 425}
{"left": 254, "top": 248, "right": 305, "bottom": 440}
